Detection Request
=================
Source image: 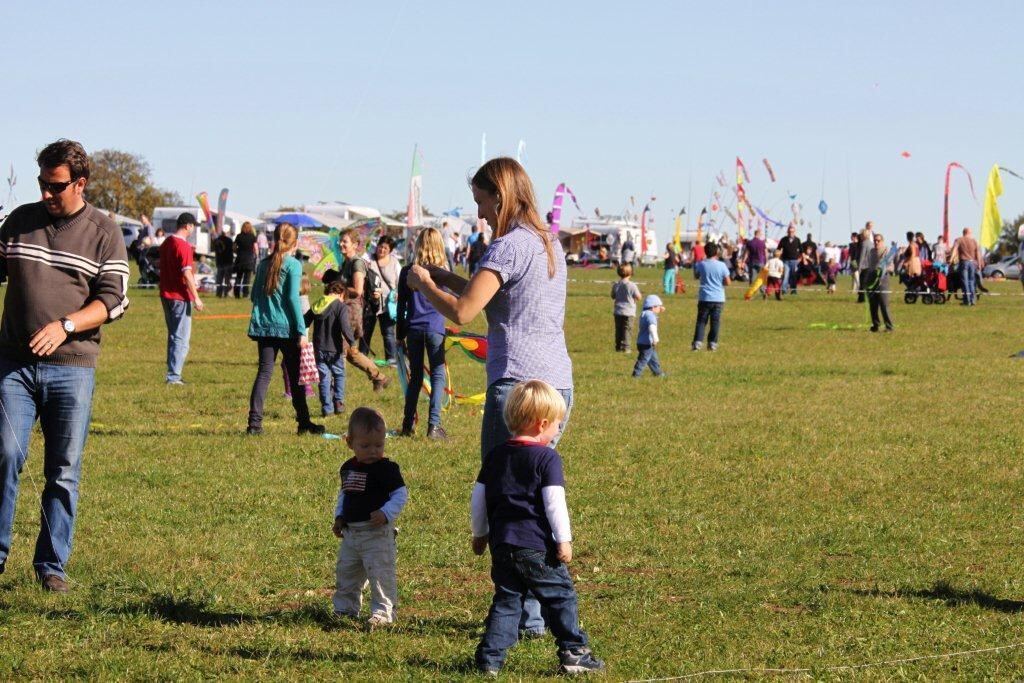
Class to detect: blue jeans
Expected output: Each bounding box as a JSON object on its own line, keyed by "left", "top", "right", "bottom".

{"left": 632, "top": 344, "right": 663, "bottom": 376}
{"left": 693, "top": 301, "right": 724, "bottom": 346}
{"left": 475, "top": 544, "right": 588, "bottom": 671}
{"left": 960, "top": 260, "right": 977, "bottom": 304}
{"left": 161, "top": 298, "right": 192, "bottom": 382}
{"left": 663, "top": 268, "right": 676, "bottom": 294}
{"left": 782, "top": 259, "right": 800, "bottom": 294}
{"left": 480, "top": 378, "right": 574, "bottom": 633}
{"left": 0, "top": 357, "right": 95, "bottom": 578}
{"left": 402, "top": 329, "right": 446, "bottom": 430}
{"left": 315, "top": 349, "right": 346, "bottom": 413}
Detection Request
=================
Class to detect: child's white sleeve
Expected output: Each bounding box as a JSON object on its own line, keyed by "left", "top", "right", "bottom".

{"left": 541, "top": 486, "right": 572, "bottom": 543}
{"left": 470, "top": 482, "right": 489, "bottom": 537}
{"left": 649, "top": 322, "right": 659, "bottom": 345}
{"left": 379, "top": 486, "right": 408, "bottom": 522}
{"left": 334, "top": 488, "right": 345, "bottom": 518}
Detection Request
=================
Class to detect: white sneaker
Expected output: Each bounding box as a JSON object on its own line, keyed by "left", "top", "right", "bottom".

{"left": 366, "top": 614, "right": 391, "bottom": 631}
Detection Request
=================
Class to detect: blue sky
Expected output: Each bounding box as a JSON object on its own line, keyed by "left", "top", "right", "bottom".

{"left": 2, "top": 0, "right": 1022, "bottom": 244}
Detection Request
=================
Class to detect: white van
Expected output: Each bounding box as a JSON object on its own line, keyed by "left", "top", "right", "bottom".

{"left": 151, "top": 207, "right": 211, "bottom": 255}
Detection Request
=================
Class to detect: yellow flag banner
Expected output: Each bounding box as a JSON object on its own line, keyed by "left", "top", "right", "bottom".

{"left": 980, "top": 164, "right": 1003, "bottom": 250}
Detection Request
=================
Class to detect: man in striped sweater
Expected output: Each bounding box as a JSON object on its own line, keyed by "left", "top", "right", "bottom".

{"left": 0, "top": 139, "right": 129, "bottom": 592}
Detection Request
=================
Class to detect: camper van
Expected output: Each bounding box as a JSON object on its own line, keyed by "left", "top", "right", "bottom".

{"left": 151, "top": 207, "right": 210, "bottom": 255}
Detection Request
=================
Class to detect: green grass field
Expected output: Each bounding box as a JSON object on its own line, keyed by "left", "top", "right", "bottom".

{"left": 1, "top": 267, "right": 1022, "bottom": 680}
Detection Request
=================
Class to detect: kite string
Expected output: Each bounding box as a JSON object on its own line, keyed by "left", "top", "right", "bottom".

{"left": 625, "top": 639, "right": 1024, "bottom": 682}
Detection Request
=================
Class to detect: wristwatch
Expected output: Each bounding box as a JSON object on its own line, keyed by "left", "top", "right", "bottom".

{"left": 60, "top": 317, "right": 76, "bottom": 334}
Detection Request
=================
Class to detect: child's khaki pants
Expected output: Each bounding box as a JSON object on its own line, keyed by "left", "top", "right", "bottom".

{"left": 333, "top": 521, "right": 398, "bottom": 621}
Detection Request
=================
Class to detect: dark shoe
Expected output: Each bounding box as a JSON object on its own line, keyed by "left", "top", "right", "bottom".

{"left": 519, "top": 628, "right": 547, "bottom": 640}
{"left": 0, "top": 561, "right": 4, "bottom": 575}
{"left": 558, "top": 647, "right": 605, "bottom": 674}
{"left": 334, "top": 401, "right": 346, "bottom": 415}
{"left": 427, "top": 425, "right": 449, "bottom": 441}
{"left": 869, "top": 326, "right": 879, "bottom": 333}
{"left": 246, "top": 425, "right": 263, "bottom": 436}
{"left": 40, "top": 574, "right": 69, "bottom": 593}
{"left": 297, "top": 422, "right": 326, "bottom": 435}
{"left": 372, "top": 376, "right": 391, "bottom": 393}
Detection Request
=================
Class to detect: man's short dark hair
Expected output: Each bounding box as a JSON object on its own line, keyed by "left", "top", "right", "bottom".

{"left": 322, "top": 269, "right": 341, "bottom": 286}
{"left": 177, "top": 212, "right": 197, "bottom": 228}
{"left": 37, "top": 139, "right": 90, "bottom": 180}
{"left": 705, "top": 241, "right": 719, "bottom": 258}
{"left": 349, "top": 407, "right": 386, "bottom": 435}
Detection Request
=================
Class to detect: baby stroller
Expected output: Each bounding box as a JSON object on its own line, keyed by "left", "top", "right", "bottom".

{"left": 903, "top": 260, "right": 948, "bottom": 305}
{"left": 137, "top": 245, "right": 160, "bottom": 286}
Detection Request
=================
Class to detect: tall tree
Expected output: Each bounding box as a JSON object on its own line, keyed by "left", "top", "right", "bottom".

{"left": 86, "top": 149, "right": 182, "bottom": 219}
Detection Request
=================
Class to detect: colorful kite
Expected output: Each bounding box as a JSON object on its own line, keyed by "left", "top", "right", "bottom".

{"left": 640, "top": 204, "right": 650, "bottom": 257}
{"left": 980, "top": 164, "right": 1003, "bottom": 250}
{"left": 548, "top": 183, "right": 582, "bottom": 234}
{"left": 673, "top": 209, "right": 683, "bottom": 252}
{"left": 736, "top": 157, "right": 750, "bottom": 184}
{"left": 942, "top": 162, "right": 977, "bottom": 244}
{"left": 744, "top": 266, "right": 769, "bottom": 300}
{"left": 754, "top": 206, "right": 786, "bottom": 228}
{"left": 901, "top": 151, "right": 912, "bottom": 158}
{"left": 762, "top": 158, "right": 777, "bottom": 183}
{"left": 549, "top": 183, "right": 566, "bottom": 234}
{"left": 195, "top": 192, "right": 213, "bottom": 228}
{"left": 215, "top": 188, "right": 229, "bottom": 235}
{"left": 396, "top": 328, "right": 487, "bottom": 409}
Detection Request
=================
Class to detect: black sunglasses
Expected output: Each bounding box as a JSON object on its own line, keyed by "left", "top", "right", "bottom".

{"left": 38, "top": 176, "right": 79, "bottom": 195}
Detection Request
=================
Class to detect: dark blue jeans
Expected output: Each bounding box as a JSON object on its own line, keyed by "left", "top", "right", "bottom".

{"left": 402, "top": 329, "right": 446, "bottom": 430}
{"left": 315, "top": 349, "right": 346, "bottom": 413}
{"left": 632, "top": 344, "right": 663, "bottom": 376}
{"left": 476, "top": 545, "right": 589, "bottom": 671}
{"left": 783, "top": 259, "right": 800, "bottom": 294}
{"left": 0, "top": 357, "right": 96, "bottom": 579}
{"left": 693, "top": 301, "right": 724, "bottom": 346}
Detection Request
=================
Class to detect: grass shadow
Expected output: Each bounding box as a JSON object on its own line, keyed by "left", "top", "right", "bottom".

{"left": 847, "top": 580, "right": 1024, "bottom": 613}
{"left": 393, "top": 614, "right": 482, "bottom": 638}
{"left": 109, "top": 593, "right": 250, "bottom": 627}
{"left": 405, "top": 653, "right": 478, "bottom": 675}
{"left": 229, "top": 645, "right": 360, "bottom": 663}
{"left": 264, "top": 602, "right": 347, "bottom": 631}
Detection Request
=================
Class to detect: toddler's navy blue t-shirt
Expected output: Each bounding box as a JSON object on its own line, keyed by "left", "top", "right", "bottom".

{"left": 339, "top": 457, "right": 404, "bottom": 522}
{"left": 477, "top": 440, "right": 565, "bottom": 552}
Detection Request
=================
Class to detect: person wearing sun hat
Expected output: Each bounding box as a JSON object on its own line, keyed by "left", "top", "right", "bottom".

{"left": 632, "top": 294, "right": 666, "bottom": 378}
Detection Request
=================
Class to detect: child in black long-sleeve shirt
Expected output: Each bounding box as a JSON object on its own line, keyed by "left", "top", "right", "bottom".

{"left": 305, "top": 274, "right": 355, "bottom": 417}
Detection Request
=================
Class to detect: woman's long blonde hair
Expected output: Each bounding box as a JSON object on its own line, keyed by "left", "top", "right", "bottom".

{"left": 471, "top": 157, "right": 555, "bottom": 277}
{"left": 414, "top": 227, "right": 448, "bottom": 269}
{"left": 265, "top": 223, "right": 298, "bottom": 295}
